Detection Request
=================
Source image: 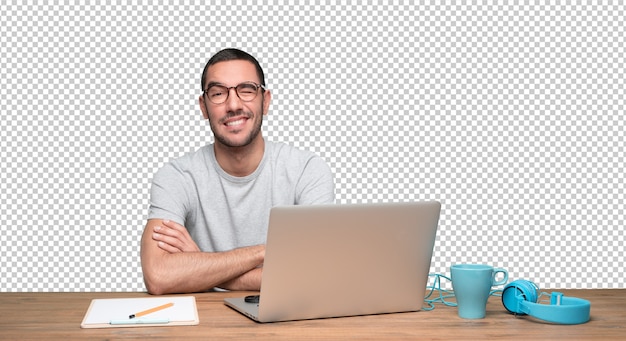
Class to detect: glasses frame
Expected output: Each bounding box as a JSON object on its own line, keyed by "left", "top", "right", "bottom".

{"left": 203, "top": 81, "right": 266, "bottom": 104}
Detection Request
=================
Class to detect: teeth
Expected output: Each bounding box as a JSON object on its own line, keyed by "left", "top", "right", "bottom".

{"left": 226, "top": 119, "right": 245, "bottom": 126}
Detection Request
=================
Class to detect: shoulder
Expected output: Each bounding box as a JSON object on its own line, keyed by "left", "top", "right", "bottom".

{"left": 266, "top": 140, "right": 319, "bottom": 163}
{"left": 264, "top": 141, "right": 335, "bottom": 204}
{"left": 154, "top": 145, "right": 212, "bottom": 179}
{"left": 265, "top": 140, "right": 332, "bottom": 175}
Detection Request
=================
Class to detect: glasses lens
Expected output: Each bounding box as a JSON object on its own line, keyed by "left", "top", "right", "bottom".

{"left": 236, "top": 83, "right": 259, "bottom": 101}
{"left": 207, "top": 85, "right": 228, "bottom": 104}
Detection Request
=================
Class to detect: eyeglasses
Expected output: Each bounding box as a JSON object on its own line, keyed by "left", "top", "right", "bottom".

{"left": 203, "top": 82, "right": 266, "bottom": 104}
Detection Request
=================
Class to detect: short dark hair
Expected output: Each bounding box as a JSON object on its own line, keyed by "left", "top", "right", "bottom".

{"left": 201, "top": 48, "right": 266, "bottom": 91}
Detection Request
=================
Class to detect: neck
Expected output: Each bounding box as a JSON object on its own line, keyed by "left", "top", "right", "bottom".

{"left": 214, "top": 136, "right": 265, "bottom": 177}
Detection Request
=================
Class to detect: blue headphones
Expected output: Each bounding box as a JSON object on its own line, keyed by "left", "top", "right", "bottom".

{"left": 501, "top": 279, "right": 591, "bottom": 324}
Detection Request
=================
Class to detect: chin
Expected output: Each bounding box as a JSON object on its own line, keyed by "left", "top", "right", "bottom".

{"left": 215, "top": 133, "right": 261, "bottom": 149}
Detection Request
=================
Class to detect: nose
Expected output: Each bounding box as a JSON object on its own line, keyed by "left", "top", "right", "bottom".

{"left": 223, "top": 87, "right": 244, "bottom": 112}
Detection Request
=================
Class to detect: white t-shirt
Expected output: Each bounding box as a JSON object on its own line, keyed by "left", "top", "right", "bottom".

{"left": 147, "top": 139, "right": 335, "bottom": 252}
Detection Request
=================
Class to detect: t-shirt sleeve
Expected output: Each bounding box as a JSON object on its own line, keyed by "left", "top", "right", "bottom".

{"left": 147, "top": 163, "right": 189, "bottom": 225}
{"left": 295, "top": 155, "right": 336, "bottom": 205}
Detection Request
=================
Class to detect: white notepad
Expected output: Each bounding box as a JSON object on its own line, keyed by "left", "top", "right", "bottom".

{"left": 81, "top": 296, "right": 199, "bottom": 328}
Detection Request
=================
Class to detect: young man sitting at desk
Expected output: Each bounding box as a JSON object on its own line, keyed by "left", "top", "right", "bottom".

{"left": 140, "top": 48, "right": 335, "bottom": 295}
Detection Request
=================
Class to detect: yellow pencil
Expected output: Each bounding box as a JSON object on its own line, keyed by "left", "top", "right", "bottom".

{"left": 129, "top": 302, "right": 174, "bottom": 319}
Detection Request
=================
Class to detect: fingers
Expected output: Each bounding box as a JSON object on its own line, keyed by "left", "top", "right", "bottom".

{"left": 156, "top": 240, "right": 182, "bottom": 253}
{"left": 152, "top": 220, "right": 201, "bottom": 253}
{"left": 153, "top": 228, "right": 184, "bottom": 253}
{"left": 154, "top": 224, "right": 183, "bottom": 241}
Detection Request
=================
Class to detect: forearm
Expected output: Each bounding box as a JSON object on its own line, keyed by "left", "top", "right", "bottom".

{"left": 217, "top": 267, "right": 263, "bottom": 291}
{"left": 142, "top": 247, "right": 263, "bottom": 294}
{"left": 141, "top": 227, "right": 265, "bottom": 294}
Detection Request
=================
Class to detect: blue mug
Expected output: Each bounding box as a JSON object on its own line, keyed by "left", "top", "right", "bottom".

{"left": 451, "top": 264, "right": 508, "bottom": 319}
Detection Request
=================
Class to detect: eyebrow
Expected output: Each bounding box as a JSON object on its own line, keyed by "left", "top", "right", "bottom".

{"left": 205, "top": 81, "right": 225, "bottom": 90}
{"left": 206, "top": 81, "right": 260, "bottom": 89}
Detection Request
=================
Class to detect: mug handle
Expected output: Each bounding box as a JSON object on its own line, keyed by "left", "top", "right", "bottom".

{"left": 492, "top": 268, "right": 509, "bottom": 286}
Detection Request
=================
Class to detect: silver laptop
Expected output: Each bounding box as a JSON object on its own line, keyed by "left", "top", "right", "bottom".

{"left": 224, "top": 201, "right": 441, "bottom": 323}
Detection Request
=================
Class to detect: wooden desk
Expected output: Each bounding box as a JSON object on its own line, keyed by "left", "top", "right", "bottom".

{"left": 1, "top": 289, "right": 624, "bottom": 340}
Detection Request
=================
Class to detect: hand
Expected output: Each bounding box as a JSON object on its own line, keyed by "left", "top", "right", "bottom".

{"left": 152, "top": 220, "right": 201, "bottom": 253}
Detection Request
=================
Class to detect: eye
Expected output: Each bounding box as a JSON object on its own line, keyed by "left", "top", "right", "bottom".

{"left": 208, "top": 87, "right": 226, "bottom": 98}
{"left": 238, "top": 84, "right": 257, "bottom": 95}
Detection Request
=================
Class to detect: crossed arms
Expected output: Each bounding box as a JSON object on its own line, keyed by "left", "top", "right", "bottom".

{"left": 140, "top": 219, "right": 265, "bottom": 295}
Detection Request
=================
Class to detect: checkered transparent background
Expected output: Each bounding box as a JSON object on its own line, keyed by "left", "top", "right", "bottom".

{"left": 1, "top": 2, "right": 624, "bottom": 292}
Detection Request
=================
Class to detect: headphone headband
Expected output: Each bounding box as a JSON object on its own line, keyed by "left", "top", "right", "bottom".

{"left": 501, "top": 280, "right": 590, "bottom": 325}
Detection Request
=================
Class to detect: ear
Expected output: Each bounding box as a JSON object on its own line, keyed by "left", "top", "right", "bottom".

{"left": 262, "top": 88, "right": 272, "bottom": 116}
{"left": 199, "top": 95, "right": 209, "bottom": 120}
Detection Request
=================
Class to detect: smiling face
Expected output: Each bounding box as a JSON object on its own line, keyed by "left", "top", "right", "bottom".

{"left": 199, "top": 59, "right": 271, "bottom": 149}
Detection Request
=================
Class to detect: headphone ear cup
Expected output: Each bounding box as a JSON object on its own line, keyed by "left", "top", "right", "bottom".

{"left": 501, "top": 280, "right": 539, "bottom": 314}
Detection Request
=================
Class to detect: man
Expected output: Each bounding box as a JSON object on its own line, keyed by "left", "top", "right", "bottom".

{"left": 140, "top": 49, "right": 335, "bottom": 294}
